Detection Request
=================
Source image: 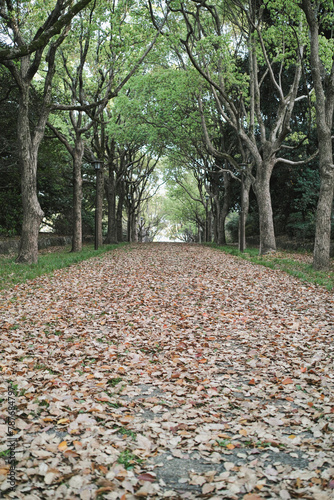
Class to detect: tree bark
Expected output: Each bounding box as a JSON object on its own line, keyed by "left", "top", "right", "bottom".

{"left": 312, "top": 138, "right": 334, "bottom": 269}
{"left": 212, "top": 181, "right": 220, "bottom": 244}
{"left": 72, "top": 138, "right": 84, "bottom": 252}
{"left": 213, "top": 198, "right": 219, "bottom": 244}
{"left": 207, "top": 210, "right": 212, "bottom": 243}
{"left": 96, "top": 167, "right": 104, "bottom": 247}
{"left": 105, "top": 168, "right": 117, "bottom": 244}
{"left": 16, "top": 81, "right": 44, "bottom": 263}
{"left": 242, "top": 175, "right": 252, "bottom": 248}
{"left": 301, "top": 0, "right": 334, "bottom": 269}
{"left": 198, "top": 224, "right": 202, "bottom": 243}
{"left": 116, "top": 190, "right": 124, "bottom": 242}
{"left": 253, "top": 161, "right": 276, "bottom": 254}
{"left": 218, "top": 172, "right": 232, "bottom": 245}
{"left": 131, "top": 213, "right": 138, "bottom": 242}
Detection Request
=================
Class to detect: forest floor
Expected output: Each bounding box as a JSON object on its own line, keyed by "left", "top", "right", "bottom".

{"left": 0, "top": 243, "right": 333, "bottom": 500}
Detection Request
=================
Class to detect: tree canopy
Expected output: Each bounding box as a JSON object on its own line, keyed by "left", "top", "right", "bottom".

{"left": 0, "top": 0, "right": 333, "bottom": 268}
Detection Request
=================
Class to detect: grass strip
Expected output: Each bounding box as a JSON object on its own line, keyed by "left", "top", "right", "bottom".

{"left": 207, "top": 243, "right": 334, "bottom": 291}
{"left": 0, "top": 243, "right": 128, "bottom": 291}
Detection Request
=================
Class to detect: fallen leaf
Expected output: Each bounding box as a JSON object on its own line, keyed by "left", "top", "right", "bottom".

{"left": 243, "top": 495, "right": 263, "bottom": 500}
{"left": 57, "top": 441, "right": 68, "bottom": 451}
{"left": 57, "top": 418, "right": 70, "bottom": 424}
{"left": 202, "top": 483, "right": 216, "bottom": 494}
{"left": 137, "top": 473, "right": 156, "bottom": 482}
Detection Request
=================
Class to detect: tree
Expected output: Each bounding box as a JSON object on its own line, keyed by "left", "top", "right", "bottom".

{"left": 81, "top": 0, "right": 168, "bottom": 247}
{"left": 138, "top": 194, "right": 167, "bottom": 242}
{"left": 300, "top": 0, "right": 334, "bottom": 269}
{"left": 0, "top": 0, "right": 93, "bottom": 263}
{"left": 125, "top": 152, "right": 162, "bottom": 241}
{"left": 163, "top": 163, "right": 207, "bottom": 241}
{"left": 47, "top": 2, "right": 115, "bottom": 252}
{"left": 171, "top": 0, "right": 317, "bottom": 254}
{"left": 197, "top": 97, "right": 249, "bottom": 245}
{"left": 0, "top": 0, "right": 91, "bottom": 61}
{"left": 115, "top": 67, "right": 229, "bottom": 242}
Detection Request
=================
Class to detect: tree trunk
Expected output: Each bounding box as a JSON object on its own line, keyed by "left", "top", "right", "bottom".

{"left": 242, "top": 175, "right": 252, "bottom": 248}
{"left": 131, "top": 213, "right": 137, "bottom": 242}
{"left": 105, "top": 169, "right": 117, "bottom": 244}
{"left": 213, "top": 200, "right": 219, "bottom": 244}
{"left": 116, "top": 191, "right": 124, "bottom": 242}
{"left": 207, "top": 210, "right": 212, "bottom": 243}
{"left": 238, "top": 174, "right": 252, "bottom": 251}
{"left": 16, "top": 78, "right": 44, "bottom": 263}
{"left": 253, "top": 162, "right": 276, "bottom": 254}
{"left": 212, "top": 181, "right": 220, "bottom": 243}
{"left": 218, "top": 211, "right": 226, "bottom": 245}
{"left": 313, "top": 143, "right": 334, "bottom": 269}
{"left": 17, "top": 156, "right": 44, "bottom": 264}
{"left": 96, "top": 167, "right": 104, "bottom": 247}
{"left": 218, "top": 172, "right": 232, "bottom": 245}
{"left": 301, "top": 0, "right": 334, "bottom": 270}
{"left": 72, "top": 138, "right": 84, "bottom": 252}
{"left": 198, "top": 224, "right": 202, "bottom": 243}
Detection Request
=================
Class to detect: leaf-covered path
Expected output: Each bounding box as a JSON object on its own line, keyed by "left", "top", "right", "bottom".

{"left": 1, "top": 243, "right": 333, "bottom": 499}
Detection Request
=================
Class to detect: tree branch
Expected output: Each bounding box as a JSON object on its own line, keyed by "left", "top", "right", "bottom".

{"left": 0, "top": 0, "right": 93, "bottom": 61}
{"left": 275, "top": 148, "right": 319, "bottom": 166}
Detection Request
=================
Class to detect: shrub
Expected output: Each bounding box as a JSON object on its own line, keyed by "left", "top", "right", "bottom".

{"left": 286, "top": 212, "right": 316, "bottom": 239}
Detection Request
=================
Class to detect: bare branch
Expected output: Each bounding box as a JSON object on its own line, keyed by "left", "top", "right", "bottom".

{"left": 275, "top": 148, "right": 319, "bottom": 166}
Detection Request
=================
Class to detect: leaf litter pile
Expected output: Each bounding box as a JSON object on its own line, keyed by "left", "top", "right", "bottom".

{"left": 0, "top": 243, "right": 333, "bottom": 500}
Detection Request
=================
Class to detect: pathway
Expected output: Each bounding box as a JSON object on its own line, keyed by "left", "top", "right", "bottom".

{"left": 0, "top": 243, "right": 333, "bottom": 499}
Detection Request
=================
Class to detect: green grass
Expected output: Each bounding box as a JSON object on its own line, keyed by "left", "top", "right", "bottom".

{"left": 117, "top": 449, "right": 143, "bottom": 469}
{"left": 216, "top": 439, "right": 232, "bottom": 448}
{"left": 117, "top": 426, "right": 137, "bottom": 440}
{"left": 0, "top": 243, "right": 127, "bottom": 290}
{"left": 107, "top": 377, "right": 123, "bottom": 387}
{"left": 207, "top": 243, "right": 334, "bottom": 291}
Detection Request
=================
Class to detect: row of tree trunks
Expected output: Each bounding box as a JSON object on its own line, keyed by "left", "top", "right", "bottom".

{"left": 76, "top": 164, "right": 129, "bottom": 248}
